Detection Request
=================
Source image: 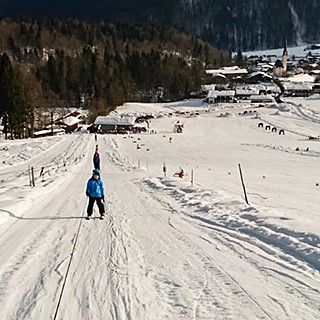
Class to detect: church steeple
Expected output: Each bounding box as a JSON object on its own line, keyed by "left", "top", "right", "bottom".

{"left": 282, "top": 39, "right": 288, "bottom": 74}
{"left": 283, "top": 39, "right": 288, "bottom": 57}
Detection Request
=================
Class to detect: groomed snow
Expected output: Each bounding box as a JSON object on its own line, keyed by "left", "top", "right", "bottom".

{"left": 0, "top": 97, "right": 319, "bottom": 319}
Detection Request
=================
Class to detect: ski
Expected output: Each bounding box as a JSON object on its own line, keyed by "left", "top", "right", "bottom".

{"left": 85, "top": 215, "right": 106, "bottom": 220}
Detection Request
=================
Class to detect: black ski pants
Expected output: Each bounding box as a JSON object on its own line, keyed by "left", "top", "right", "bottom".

{"left": 87, "top": 197, "right": 105, "bottom": 216}
{"left": 94, "top": 163, "right": 100, "bottom": 169}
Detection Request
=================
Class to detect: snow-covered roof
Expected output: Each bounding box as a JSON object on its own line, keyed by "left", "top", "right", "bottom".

{"left": 60, "top": 116, "right": 82, "bottom": 126}
{"left": 283, "top": 83, "right": 313, "bottom": 90}
{"left": 266, "top": 86, "right": 281, "bottom": 93}
{"left": 201, "top": 84, "right": 216, "bottom": 92}
{"left": 250, "top": 95, "right": 274, "bottom": 101}
{"left": 211, "top": 73, "right": 227, "bottom": 79}
{"left": 253, "top": 84, "right": 281, "bottom": 93}
{"left": 249, "top": 71, "right": 273, "bottom": 79}
{"left": 256, "top": 63, "right": 273, "bottom": 68}
{"left": 286, "top": 74, "right": 315, "bottom": 83}
{"left": 33, "top": 128, "right": 65, "bottom": 136}
{"left": 205, "top": 66, "right": 248, "bottom": 76}
{"left": 133, "top": 122, "right": 148, "bottom": 128}
{"left": 304, "top": 44, "right": 320, "bottom": 51}
{"left": 207, "top": 90, "right": 235, "bottom": 98}
{"left": 309, "top": 63, "right": 319, "bottom": 68}
{"left": 236, "top": 89, "right": 259, "bottom": 95}
{"left": 310, "top": 70, "right": 320, "bottom": 74}
{"left": 94, "top": 115, "right": 136, "bottom": 126}
{"left": 234, "top": 84, "right": 280, "bottom": 94}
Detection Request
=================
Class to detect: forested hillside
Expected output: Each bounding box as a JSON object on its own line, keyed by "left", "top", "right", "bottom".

{"left": 0, "top": 18, "right": 229, "bottom": 139}
{"left": 0, "top": 0, "right": 320, "bottom": 50}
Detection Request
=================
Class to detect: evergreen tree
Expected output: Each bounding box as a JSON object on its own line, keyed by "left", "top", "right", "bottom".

{"left": 236, "top": 49, "right": 243, "bottom": 67}
{"left": 47, "top": 55, "right": 60, "bottom": 94}
{"left": 0, "top": 17, "right": 231, "bottom": 131}
{"left": 0, "top": 53, "right": 27, "bottom": 139}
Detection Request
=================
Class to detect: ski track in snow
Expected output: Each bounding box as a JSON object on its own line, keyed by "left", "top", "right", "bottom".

{"left": 141, "top": 177, "right": 320, "bottom": 273}
{"left": 102, "top": 134, "right": 320, "bottom": 319}
{"left": 257, "top": 102, "right": 320, "bottom": 138}
{"left": 0, "top": 101, "right": 320, "bottom": 319}
{"left": 0, "top": 133, "right": 91, "bottom": 319}
{"left": 136, "top": 177, "right": 320, "bottom": 319}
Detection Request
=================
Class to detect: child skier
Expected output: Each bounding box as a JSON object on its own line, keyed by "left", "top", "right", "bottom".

{"left": 93, "top": 151, "right": 100, "bottom": 169}
{"left": 173, "top": 167, "right": 184, "bottom": 178}
{"left": 177, "top": 167, "right": 184, "bottom": 178}
{"left": 85, "top": 168, "right": 105, "bottom": 219}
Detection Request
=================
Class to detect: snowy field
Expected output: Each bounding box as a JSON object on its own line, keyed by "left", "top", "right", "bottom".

{"left": 0, "top": 97, "right": 320, "bottom": 319}
{"left": 243, "top": 44, "right": 320, "bottom": 60}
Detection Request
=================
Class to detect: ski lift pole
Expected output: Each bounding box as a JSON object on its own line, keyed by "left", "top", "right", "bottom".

{"left": 28, "top": 165, "right": 31, "bottom": 187}
{"left": 31, "top": 166, "right": 35, "bottom": 187}
{"left": 238, "top": 163, "right": 249, "bottom": 205}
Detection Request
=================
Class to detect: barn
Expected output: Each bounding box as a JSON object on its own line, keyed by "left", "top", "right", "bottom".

{"left": 94, "top": 115, "right": 138, "bottom": 134}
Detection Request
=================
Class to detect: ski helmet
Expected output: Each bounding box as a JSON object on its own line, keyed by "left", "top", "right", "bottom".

{"left": 93, "top": 168, "right": 100, "bottom": 175}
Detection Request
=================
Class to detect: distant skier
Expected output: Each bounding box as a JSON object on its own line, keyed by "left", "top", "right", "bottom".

{"left": 177, "top": 167, "right": 184, "bottom": 178}
{"left": 93, "top": 151, "right": 100, "bottom": 169}
{"left": 85, "top": 168, "right": 105, "bottom": 220}
{"left": 173, "top": 167, "right": 184, "bottom": 178}
{"left": 94, "top": 133, "right": 97, "bottom": 142}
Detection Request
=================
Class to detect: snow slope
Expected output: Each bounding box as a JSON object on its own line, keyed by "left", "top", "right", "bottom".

{"left": 243, "top": 44, "right": 315, "bottom": 60}
{"left": 0, "top": 98, "right": 319, "bottom": 319}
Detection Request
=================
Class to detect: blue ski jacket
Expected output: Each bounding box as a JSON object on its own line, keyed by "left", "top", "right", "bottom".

{"left": 86, "top": 177, "right": 105, "bottom": 198}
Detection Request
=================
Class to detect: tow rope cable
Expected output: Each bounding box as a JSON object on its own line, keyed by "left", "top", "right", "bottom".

{"left": 53, "top": 198, "right": 88, "bottom": 320}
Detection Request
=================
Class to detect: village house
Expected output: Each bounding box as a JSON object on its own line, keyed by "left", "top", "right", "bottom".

{"left": 206, "top": 90, "right": 236, "bottom": 103}
{"left": 249, "top": 83, "right": 281, "bottom": 95}
{"left": 235, "top": 89, "right": 259, "bottom": 100}
{"left": 250, "top": 95, "right": 275, "bottom": 103}
{"left": 205, "top": 66, "right": 248, "bottom": 80}
{"left": 33, "top": 110, "right": 85, "bottom": 138}
{"left": 283, "top": 83, "right": 313, "bottom": 97}
{"left": 94, "top": 115, "right": 136, "bottom": 133}
{"left": 54, "top": 111, "right": 85, "bottom": 132}
{"left": 201, "top": 84, "right": 216, "bottom": 95}
{"left": 246, "top": 72, "right": 273, "bottom": 84}
{"left": 312, "top": 83, "right": 320, "bottom": 93}
{"left": 256, "top": 63, "right": 274, "bottom": 73}
{"left": 204, "top": 43, "right": 320, "bottom": 105}
{"left": 94, "top": 115, "right": 149, "bottom": 134}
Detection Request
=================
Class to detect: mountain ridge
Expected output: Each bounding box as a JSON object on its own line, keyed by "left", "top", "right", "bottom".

{"left": 0, "top": 0, "right": 319, "bottom": 50}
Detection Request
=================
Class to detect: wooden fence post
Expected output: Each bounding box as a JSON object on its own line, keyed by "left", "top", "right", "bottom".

{"left": 31, "top": 166, "right": 35, "bottom": 187}
{"left": 238, "top": 163, "right": 249, "bottom": 205}
{"left": 28, "top": 166, "right": 31, "bottom": 187}
{"left": 163, "top": 162, "right": 167, "bottom": 177}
